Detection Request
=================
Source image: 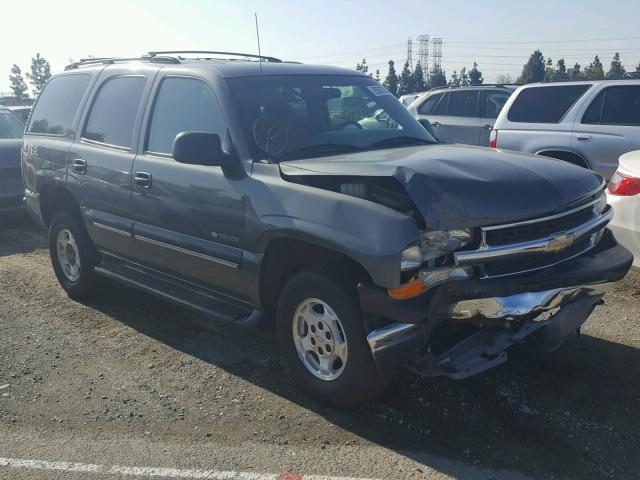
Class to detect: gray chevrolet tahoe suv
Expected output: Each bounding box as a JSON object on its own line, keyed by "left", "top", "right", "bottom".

{"left": 22, "top": 52, "right": 632, "bottom": 407}
{"left": 492, "top": 80, "right": 640, "bottom": 180}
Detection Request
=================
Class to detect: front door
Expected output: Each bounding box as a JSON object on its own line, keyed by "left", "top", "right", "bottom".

{"left": 479, "top": 89, "right": 512, "bottom": 147}
{"left": 131, "top": 75, "right": 248, "bottom": 299}
{"left": 431, "top": 90, "right": 481, "bottom": 145}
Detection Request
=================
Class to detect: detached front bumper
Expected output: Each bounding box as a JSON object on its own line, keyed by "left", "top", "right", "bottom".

{"left": 359, "top": 230, "right": 633, "bottom": 378}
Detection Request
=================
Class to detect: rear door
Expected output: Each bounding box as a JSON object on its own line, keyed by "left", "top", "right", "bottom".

{"left": 68, "top": 65, "right": 156, "bottom": 258}
{"left": 573, "top": 84, "right": 640, "bottom": 180}
{"left": 431, "top": 90, "right": 481, "bottom": 144}
{"left": 479, "top": 89, "right": 512, "bottom": 146}
{"left": 130, "top": 73, "right": 248, "bottom": 299}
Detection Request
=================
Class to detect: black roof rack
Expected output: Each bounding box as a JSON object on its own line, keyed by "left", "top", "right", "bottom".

{"left": 146, "top": 50, "right": 282, "bottom": 63}
{"left": 428, "top": 83, "right": 522, "bottom": 92}
{"left": 65, "top": 55, "right": 180, "bottom": 70}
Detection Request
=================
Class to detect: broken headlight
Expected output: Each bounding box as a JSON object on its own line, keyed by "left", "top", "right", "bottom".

{"left": 401, "top": 229, "right": 473, "bottom": 271}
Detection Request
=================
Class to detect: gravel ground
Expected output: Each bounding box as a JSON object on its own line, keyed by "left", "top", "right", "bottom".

{"left": 1, "top": 218, "right": 639, "bottom": 480}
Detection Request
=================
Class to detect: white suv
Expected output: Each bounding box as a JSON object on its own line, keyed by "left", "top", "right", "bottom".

{"left": 491, "top": 80, "right": 640, "bottom": 180}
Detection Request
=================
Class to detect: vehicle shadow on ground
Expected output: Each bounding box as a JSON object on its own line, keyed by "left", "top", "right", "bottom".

{"left": 0, "top": 217, "right": 45, "bottom": 257}
{"left": 84, "top": 284, "right": 640, "bottom": 480}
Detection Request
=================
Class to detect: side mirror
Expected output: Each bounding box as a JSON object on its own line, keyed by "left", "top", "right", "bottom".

{"left": 172, "top": 131, "right": 227, "bottom": 166}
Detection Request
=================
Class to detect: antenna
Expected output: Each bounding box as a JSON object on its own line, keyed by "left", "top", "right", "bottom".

{"left": 255, "top": 13, "right": 263, "bottom": 75}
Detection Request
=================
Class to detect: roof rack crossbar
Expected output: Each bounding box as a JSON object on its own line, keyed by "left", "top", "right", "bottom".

{"left": 147, "top": 50, "right": 282, "bottom": 63}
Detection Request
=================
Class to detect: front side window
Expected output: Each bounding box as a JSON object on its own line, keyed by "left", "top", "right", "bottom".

{"left": 0, "top": 109, "right": 25, "bottom": 139}
{"left": 418, "top": 93, "right": 442, "bottom": 115}
{"left": 447, "top": 90, "right": 479, "bottom": 117}
{"left": 27, "top": 74, "right": 91, "bottom": 135}
{"left": 147, "top": 77, "right": 226, "bottom": 155}
{"left": 508, "top": 85, "right": 590, "bottom": 123}
{"left": 226, "top": 75, "right": 436, "bottom": 161}
{"left": 483, "top": 90, "right": 511, "bottom": 119}
{"left": 83, "top": 76, "right": 146, "bottom": 148}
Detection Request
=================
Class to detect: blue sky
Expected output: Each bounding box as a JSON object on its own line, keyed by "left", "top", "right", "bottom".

{"left": 2, "top": 0, "right": 640, "bottom": 92}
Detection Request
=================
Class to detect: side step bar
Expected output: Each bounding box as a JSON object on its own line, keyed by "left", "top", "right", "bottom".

{"left": 95, "top": 254, "right": 256, "bottom": 325}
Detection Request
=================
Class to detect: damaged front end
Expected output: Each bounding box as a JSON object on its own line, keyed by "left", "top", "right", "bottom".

{"left": 360, "top": 200, "right": 633, "bottom": 380}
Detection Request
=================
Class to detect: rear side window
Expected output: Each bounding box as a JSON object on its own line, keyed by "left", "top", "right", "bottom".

{"left": 433, "top": 93, "right": 449, "bottom": 115}
{"left": 27, "top": 74, "right": 91, "bottom": 135}
{"left": 582, "top": 86, "right": 640, "bottom": 126}
{"left": 447, "top": 90, "right": 479, "bottom": 117}
{"left": 418, "top": 93, "right": 442, "bottom": 115}
{"left": 508, "top": 85, "right": 590, "bottom": 123}
{"left": 146, "top": 77, "right": 227, "bottom": 155}
{"left": 83, "top": 76, "right": 146, "bottom": 148}
{"left": 0, "top": 110, "right": 25, "bottom": 139}
{"left": 483, "top": 90, "right": 511, "bottom": 118}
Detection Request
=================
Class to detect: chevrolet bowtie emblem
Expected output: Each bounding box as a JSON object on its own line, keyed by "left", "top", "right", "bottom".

{"left": 546, "top": 233, "right": 575, "bottom": 253}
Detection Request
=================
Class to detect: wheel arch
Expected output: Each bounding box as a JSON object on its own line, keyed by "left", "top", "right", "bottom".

{"left": 535, "top": 149, "right": 592, "bottom": 169}
{"left": 39, "top": 185, "right": 83, "bottom": 228}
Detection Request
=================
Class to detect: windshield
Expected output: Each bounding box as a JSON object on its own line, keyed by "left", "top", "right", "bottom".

{"left": 0, "top": 109, "right": 25, "bottom": 139}
{"left": 225, "top": 75, "right": 437, "bottom": 161}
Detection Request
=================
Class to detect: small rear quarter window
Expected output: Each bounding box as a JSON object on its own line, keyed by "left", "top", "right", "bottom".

{"left": 507, "top": 84, "right": 590, "bottom": 123}
{"left": 27, "top": 74, "right": 91, "bottom": 135}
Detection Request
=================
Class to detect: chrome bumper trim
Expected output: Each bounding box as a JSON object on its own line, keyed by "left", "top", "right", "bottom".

{"left": 367, "top": 322, "right": 423, "bottom": 355}
{"left": 454, "top": 206, "right": 612, "bottom": 267}
{"left": 450, "top": 281, "right": 612, "bottom": 322}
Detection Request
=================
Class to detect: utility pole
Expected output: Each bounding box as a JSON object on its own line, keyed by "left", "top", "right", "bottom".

{"left": 432, "top": 37, "right": 443, "bottom": 73}
{"left": 407, "top": 37, "right": 413, "bottom": 70}
{"left": 417, "top": 34, "right": 429, "bottom": 80}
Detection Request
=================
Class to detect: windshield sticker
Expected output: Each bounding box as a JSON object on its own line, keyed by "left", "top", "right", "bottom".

{"left": 367, "top": 85, "right": 392, "bottom": 96}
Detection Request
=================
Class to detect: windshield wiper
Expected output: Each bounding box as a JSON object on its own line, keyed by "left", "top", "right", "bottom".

{"left": 371, "top": 136, "right": 435, "bottom": 148}
{"left": 280, "top": 143, "right": 366, "bottom": 161}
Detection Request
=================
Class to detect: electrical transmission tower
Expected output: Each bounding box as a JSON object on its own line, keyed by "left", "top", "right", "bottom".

{"left": 417, "top": 35, "right": 429, "bottom": 79}
{"left": 432, "top": 37, "right": 443, "bottom": 73}
{"left": 406, "top": 37, "right": 413, "bottom": 70}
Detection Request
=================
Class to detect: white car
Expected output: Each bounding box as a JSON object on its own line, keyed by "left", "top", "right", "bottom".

{"left": 608, "top": 150, "right": 640, "bottom": 271}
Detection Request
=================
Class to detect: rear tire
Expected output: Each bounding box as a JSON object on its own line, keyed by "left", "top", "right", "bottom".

{"left": 276, "top": 271, "right": 389, "bottom": 408}
{"left": 49, "top": 211, "right": 100, "bottom": 299}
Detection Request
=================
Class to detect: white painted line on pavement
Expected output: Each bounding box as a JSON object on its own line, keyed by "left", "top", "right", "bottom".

{"left": 0, "top": 456, "right": 377, "bottom": 480}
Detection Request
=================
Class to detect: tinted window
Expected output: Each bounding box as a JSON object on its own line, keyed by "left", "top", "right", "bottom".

{"left": 483, "top": 90, "right": 511, "bottom": 118}
{"left": 601, "top": 86, "right": 640, "bottom": 126}
{"left": 508, "top": 85, "right": 590, "bottom": 123}
{"left": 433, "top": 93, "right": 449, "bottom": 115}
{"left": 448, "top": 90, "right": 479, "bottom": 117}
{"left": 28, "top": 74, "right": 90, "bottom": 135}
{"left": 83, "top": 76, "right": 146, "bottom": 148}
{"left": 418, "top": 93, "right": 442, "bottom": 115}
{"left": 147, "top": 77, "right": 227, "bottom": 155}
{"left": 0, "top": 109, "right": 25, "bottom": 139}
{"left": 582, "top": 91, "right": 604, "bottom": 124}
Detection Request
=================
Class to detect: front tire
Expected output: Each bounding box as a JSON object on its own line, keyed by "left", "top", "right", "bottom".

{"left": 277, "top": 271, "right": 388, "bottom": 408}
{"left": 49, "top": 211, "right": 99, "bottom": 299}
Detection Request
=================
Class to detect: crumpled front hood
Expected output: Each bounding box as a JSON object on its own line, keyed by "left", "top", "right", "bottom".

{"left": 279, "top": 144, "right": 604, "bottom": 230}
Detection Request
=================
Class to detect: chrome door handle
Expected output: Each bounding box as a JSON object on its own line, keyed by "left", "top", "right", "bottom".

{"left": 134, "top": 171, "right": 152, "bottom": 188}
{"left": 576, "top": 134, "right": 591, "bottom": 141}
{"left": 71, "top": 158, "right": 87, "bottom": 174}
{"left": 431, "top": 122, "right": 441, "bottom": 127}
{"left": 482, "top": 124, "right": 493, "bottom": 130}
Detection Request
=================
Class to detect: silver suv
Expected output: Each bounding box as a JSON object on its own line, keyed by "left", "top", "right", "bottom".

{"left": 407, "top": 85, "right": 516, "bottom": 145}
{"left": 492, "top": 80, "right": 640, "bottom": 180}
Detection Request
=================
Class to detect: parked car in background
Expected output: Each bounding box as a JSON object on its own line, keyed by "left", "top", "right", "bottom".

{"left": 0, "top": 105, "right": 26, "bottom": 217}
{"left": 8, "top": 105, "right": 32, "bottom": 122}
{"left": 22, "top": 53, "right": 631, "bottom": 407}
{"left": 399, "top": 92, "right": 425, "bottom": 107}
{"left": 608, "top": 150, "right": 640, "bottom": 270}
{"left": 407, "top": 85, "right": 516, "bottom": 145}
{"left": 491, "top": 80, "right": 640, "bottom": 180}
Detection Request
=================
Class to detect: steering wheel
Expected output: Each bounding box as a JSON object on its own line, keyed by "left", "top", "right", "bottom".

{"left": 252, "top": 117, "right": 289, "bottom": 156}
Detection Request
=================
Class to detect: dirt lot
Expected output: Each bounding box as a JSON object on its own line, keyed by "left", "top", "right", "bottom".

{"left": 1, "top": 218, "right": 639, "bottom": 480}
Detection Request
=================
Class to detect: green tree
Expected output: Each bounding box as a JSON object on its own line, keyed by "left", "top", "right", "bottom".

{"left": 375, "top": 69, "right": 380, "bottom": 82}
{"left": 584, "top": 55, "right": 605, "bottom": 79}
{"left": 429, "top": 67, "right": 447, "bottom": 88}
{"left": 606, "top": 52, "right": 626, "bottom": 79}
{"left": 397, "top": 61, "right": 414, "bottom": 96}
{"left": 449, "top": 70, "right": 460, "bottom": 86}
{"left": 459, "top": 66, "right": 469, "bottom": 86}
{"left": 468, "top": 62, "right": 483, "bottom": 85}
{"left": 544, "top": 57, "right": 555, "bottom": 81}
{"left": 356, "top": 58, "right": 369, "bottom": 76}
{"left": 496, "top": 74, "right": 514, "bottom": 84}
{"left": 383, "top": 60, "right": 399, "bottom": 96}
{"left": 26, "top": 53, "right": 51, "bottom": 96}
{"left": 518, "top": 50, "right": 546, "bottom": 83}
{"left": 568, "top": 63, "right": 582, "bottom": 80}
{"left": 412, "top": 62, "right": 426, "bottom": 92}
{"left": 553, "top": 58, "right": 568, "bottom": 81}
{"left": 9, "top": 64, "right": 28, "bottom": 100}
{"left": 636, "top": 63, "right": 640, "bottom": 75}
